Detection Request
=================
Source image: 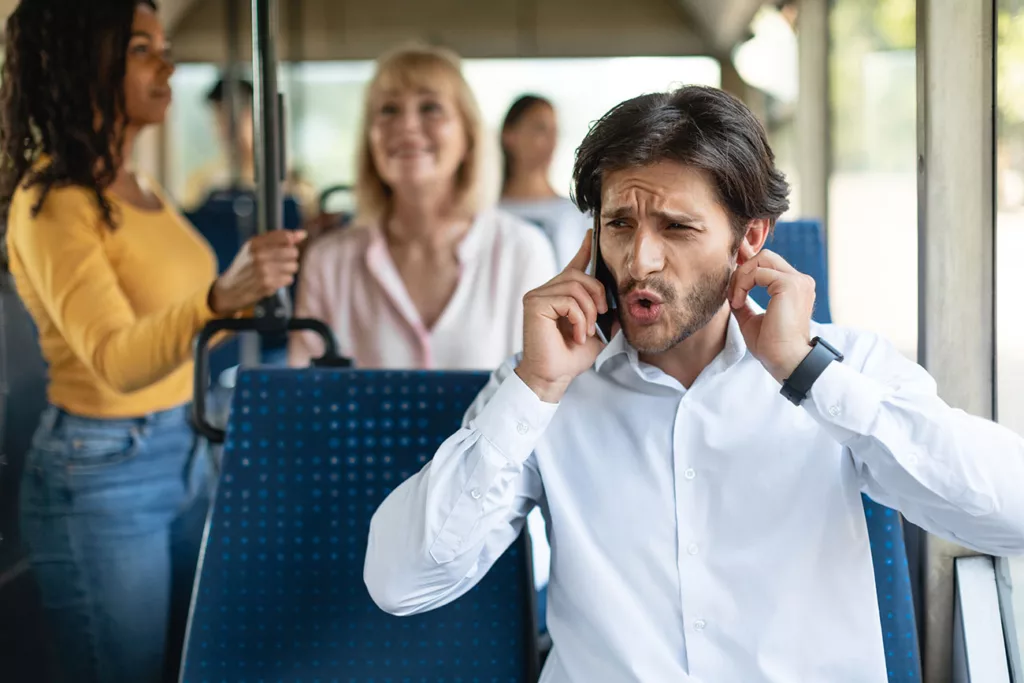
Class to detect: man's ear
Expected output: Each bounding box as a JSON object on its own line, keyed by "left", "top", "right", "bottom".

{"left": 736, "top": 218, "right": 771, "bottom": 265}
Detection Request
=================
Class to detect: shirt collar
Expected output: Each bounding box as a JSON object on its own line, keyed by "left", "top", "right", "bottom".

{"left": 593, "top": 297, "right": 759, "bottom": 383}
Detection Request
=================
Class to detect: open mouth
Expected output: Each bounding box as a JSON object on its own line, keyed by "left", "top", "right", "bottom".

{"left": 625, "top": 291, "right": 663, "bottom": 323}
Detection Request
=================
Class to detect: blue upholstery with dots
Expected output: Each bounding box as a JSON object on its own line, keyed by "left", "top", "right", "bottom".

{"left": 180, "top": 369, "right": 538, "bottom": 683}
{"left": 753, "top": 220, "right": 921, "bottom": 683}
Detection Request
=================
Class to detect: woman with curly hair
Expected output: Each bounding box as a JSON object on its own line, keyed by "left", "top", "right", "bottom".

{"left": 1, "top": 3, "right": 304, "bottom": 681}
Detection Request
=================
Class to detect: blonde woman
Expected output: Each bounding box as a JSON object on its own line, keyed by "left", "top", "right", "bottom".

{"left": 289, "top": 46, "right": 557, "bottom": 370}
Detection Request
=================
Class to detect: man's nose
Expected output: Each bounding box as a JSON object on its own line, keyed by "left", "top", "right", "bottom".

{"left": 627, "top": 229, "right": 665, "bottom": 281}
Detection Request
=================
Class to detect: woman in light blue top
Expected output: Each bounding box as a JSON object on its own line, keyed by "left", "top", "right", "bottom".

{"left": 499, "top": 95, "right": 590, "bottom": 269}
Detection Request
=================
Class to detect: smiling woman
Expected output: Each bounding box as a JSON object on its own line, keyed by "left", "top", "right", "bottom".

{"left": 289, "top": 45, "right": 558, "bottom": 371}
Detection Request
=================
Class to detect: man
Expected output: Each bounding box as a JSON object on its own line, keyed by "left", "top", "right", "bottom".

{"left": 181, "top": 76, "right": 316, "bottom": 216}
{"left": 363, "top": 86, "right": 1024, "bottom": 682}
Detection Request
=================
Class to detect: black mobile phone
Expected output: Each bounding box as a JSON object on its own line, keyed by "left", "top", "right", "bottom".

{"left": 588, "top": 223, "right": 619, "bottom": 343}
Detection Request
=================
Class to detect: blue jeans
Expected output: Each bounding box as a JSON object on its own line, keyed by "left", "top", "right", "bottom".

{"left": 19, "top": 405, "right": 213, "bottom": 683}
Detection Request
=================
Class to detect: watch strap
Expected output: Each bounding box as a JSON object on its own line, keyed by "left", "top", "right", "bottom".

{"left": 780, "top": 337, "right": 844, "bottom": 406}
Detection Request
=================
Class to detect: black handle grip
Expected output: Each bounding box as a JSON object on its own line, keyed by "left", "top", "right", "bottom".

{"left": 317, "top": 184, "right": 354, "bottom": 214}
{"left": 192, "top": 317, "right": 350, "bottom": 444}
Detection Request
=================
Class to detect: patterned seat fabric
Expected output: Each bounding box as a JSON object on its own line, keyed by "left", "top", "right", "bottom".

{"left": 181, "top": 368, "right": 539, "bottom": 683}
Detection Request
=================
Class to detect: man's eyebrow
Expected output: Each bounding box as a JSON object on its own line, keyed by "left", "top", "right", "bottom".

{"left": 600, "top": 206, "right": 704, "bottom": 224}
{"left": 600, "top": 206, "right": 634, "bottom": 220}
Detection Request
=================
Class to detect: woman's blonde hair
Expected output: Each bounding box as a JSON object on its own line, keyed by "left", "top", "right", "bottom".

{"left": 355, "top": 44, "right": 486, "bottom": 222}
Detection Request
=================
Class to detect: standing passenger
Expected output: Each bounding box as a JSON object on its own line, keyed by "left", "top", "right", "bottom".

{"left": 499, "top": 95, "right": 590, "bottom": 269}
{"left": 289, "top": 46, "right": 557, "bottom": 370}
{"left": 0, "top": 3, "right": 304, "bottom": 682}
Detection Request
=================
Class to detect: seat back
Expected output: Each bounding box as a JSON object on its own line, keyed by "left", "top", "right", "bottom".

{"left": 752, "top": 219, "right": 833, "bottom": 323}
{"left": 757, "top": 220, "right": 921, "bottom": 682}
{"left": 0, "top": 276, "right": 48, "bottom": 573}
{"left": 181, "top": 368, "right": 539, "bottom": 682}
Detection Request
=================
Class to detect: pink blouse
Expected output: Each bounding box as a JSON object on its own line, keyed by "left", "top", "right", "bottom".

{"left": 288, "top": 208, "right": 559, "bottom": 370}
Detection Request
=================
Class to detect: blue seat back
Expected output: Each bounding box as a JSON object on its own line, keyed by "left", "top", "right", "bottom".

{"left": 755, "top": 220, "right": 920, "bottom": 683}
{"left": 181, "top": 369, "right": 539, "bottom": 682}
{"left": 0, "top": 279, "right": 48, "bottom": 572}
{"left": 751, "top": 219, "right": 833, "bottom": 323}
{"left": 185, "top": 190, "right": 303, "bottom": 380}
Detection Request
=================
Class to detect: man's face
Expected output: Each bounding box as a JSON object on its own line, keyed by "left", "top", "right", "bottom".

{"left": 598, "top": 160, "right": 748, "bottom": 354}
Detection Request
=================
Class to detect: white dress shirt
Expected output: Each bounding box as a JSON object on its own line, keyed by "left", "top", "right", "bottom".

{"left": 364, "top": 311, "right": 1024, "bottom": 682}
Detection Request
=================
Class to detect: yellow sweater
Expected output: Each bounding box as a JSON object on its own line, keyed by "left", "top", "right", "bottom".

{"left": 7, "top": 182, "right": 219, "bottom": 418}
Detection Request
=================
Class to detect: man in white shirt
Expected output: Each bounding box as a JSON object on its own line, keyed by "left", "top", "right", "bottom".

{"left": 363, "top": 85, "right": 1024, "bottom": 682}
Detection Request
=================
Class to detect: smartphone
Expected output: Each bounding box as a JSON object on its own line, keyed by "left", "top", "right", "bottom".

{"left": 587, "top": 221, "right": 619, "bottom": 343}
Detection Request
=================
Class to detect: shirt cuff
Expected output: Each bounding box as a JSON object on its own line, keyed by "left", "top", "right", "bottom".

{"left": 470, "top": 369, "right": 560, "bottom": 467}
{"left": 805, "top": 361, "right": 887, "bottom": 444}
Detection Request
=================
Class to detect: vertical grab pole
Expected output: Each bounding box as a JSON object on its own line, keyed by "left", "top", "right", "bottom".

{"left": 224, "top": 0, "right": 243, "bottom": 190}
{"left": 227, "top": 0, "right": 262, "bottom": 368}
{"left": 251, "top": 0, "right": 290, "bottom": 325}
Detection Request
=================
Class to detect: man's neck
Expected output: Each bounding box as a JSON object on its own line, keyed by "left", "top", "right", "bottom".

{"left": 638, "top": 303, "right": 732, "bottom": 389}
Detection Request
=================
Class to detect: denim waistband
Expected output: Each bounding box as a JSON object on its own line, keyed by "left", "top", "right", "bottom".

{"left": 39, "top": 403, "right": 192, "bottom": 434}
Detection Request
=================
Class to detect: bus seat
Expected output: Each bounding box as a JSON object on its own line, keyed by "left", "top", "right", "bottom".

{"left": 0, "top": 276, "right": 48, "bottom": 571}
{"left": 185, "top": 189, "right": 302, "bottom": 381}
{"left": 0, "top": 275, "right": 54, "bottom": 683}
{"left": 180, "top": 368, "right": 540, "bottom": 682}
{"left": 755, "top": 219, "right": 833, "bottom": 323}
{"left": 755, "top": 219, "right": 921, "bottom": 683}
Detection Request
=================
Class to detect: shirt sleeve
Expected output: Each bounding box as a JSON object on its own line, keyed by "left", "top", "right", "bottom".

{"left": 364, "top": 356, "right": 558, "bottom": 615}
{"left": 10, "top": 187, "right": 218, "bottom": 394}
{"left": 803, "top": 334, "right": 1024, "bottom": 555}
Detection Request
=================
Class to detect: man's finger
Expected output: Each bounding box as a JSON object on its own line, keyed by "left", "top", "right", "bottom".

{"left": 732, "top": 298, "right": 760, "bottom": 326}
{"left": 547, "top": 296, "right": 589, "bottom": 345}
{"left": 749, "top": 249, "right": 798, "bottom": 275}
{"left": 552, "top": 269, "right": 609, "bottom": 314}
{"left": 545, "top": 280, "right": 599, "bottom": 332}
{"left": 565, "top": 229, "right": 594, "bottom": 273}
{"left": 730, "top": 267, "right": 786, "bottom": 308}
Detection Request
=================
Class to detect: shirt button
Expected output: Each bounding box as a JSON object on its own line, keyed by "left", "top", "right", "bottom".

{"left": 828, "top": 405, "right": 842, "bottom": 417}
{"left": 906, "top": 452, "right": 919, "bottom": 466}
{"left": 693, "top": 619, "right": 706, "bottom": 631}
{"left": 683, "top": 468, "right": 696, "bottom": 481}
{"left": 516, "top": 422, "right": 529, "bottom": 435}
{"left": 687, "top": 543, "right": 699, "bottom": 556}
{"left": 470, "top": 488, "right": 482, "bottom": 500}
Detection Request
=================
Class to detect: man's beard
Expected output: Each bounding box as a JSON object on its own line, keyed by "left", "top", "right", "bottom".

{"left": 619, "top": 264, "right": 734, "bottom": 355}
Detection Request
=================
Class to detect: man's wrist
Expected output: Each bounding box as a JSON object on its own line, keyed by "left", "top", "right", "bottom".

{"left": 769, "top": 342, "right": 814, "bottom": 385}
{"left": 514, "top": 367, "right": 570, "bottom": 404}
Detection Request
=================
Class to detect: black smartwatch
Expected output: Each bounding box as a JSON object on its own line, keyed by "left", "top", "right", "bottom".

{"left": 780, "top": 337, "right": 844, "bottom": 406}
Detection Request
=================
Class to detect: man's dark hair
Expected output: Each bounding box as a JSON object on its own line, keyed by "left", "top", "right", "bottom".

{"left": 572, "top": 86, "right": 790, "bottom": 240}
{"left": 206, "top": 76, "right": 254, "bottom": 106}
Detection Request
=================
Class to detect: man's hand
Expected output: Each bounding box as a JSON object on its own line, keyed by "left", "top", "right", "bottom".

{"left": 727, "top": 249, "right": 815, "bottom": 384}
{"left": 515, "top": 231, "right": 609, "bottom": 403}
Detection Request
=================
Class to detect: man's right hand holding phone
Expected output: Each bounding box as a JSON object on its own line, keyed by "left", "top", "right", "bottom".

{"left": 515, "top": 230, "right": 609, "bottom": 403}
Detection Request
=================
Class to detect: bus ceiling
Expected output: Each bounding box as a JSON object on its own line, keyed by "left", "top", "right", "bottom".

{"left": 33, "top": 0, "right": 771, "bottom": 63}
